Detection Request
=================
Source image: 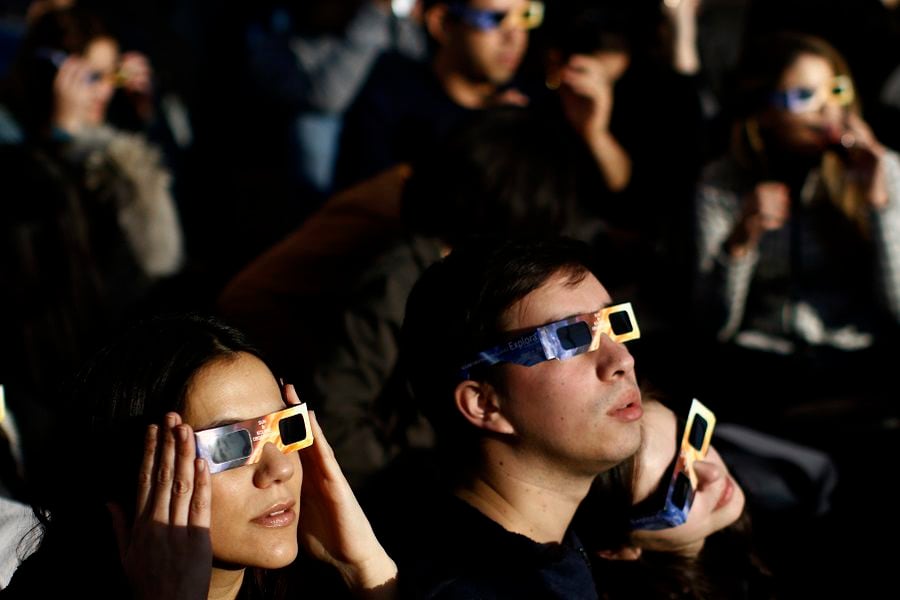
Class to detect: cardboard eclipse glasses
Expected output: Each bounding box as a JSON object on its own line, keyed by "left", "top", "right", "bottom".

{"left": 629, "top": 399, "right": 717, "bottom": 531}
{"left": 459, "top": 302, "right": 640, "bottom": 380}
{"left": 771, "top": 74, "right": 854, "bottom": 114}
{"left": 194, "top": 403, "right": 314, "bottom": 474}
{"left": 448, "top": 1, "right": 545, "bottom": 31}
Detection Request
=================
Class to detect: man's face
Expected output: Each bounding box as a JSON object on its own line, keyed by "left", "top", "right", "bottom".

{"left": 494, "top": 270, "right": 643, "bottom": 475}
{"left": 444, "top": 0, "right": 531, "bottom": 85}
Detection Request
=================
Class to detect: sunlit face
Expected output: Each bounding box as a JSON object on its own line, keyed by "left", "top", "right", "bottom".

{"left": 494, "top": 270, "right": 643, "bottom": 476}
{"left": 183, "top": 353, "right": 301, "bottom": 569}
{"left": 81, "top": 36, "right": 118, "bottom": 126}
{"left": 448, "top": 0, "right": 531, "bottom": 85}
{"left": 762, "top": 53, "right": 850, "bottom": 155}
{"left": 630, "top": 402, "right": 745, "bottom": 557}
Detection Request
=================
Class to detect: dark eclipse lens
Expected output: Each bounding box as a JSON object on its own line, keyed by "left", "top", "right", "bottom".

{"left": 688, "top": 415, "right": 708, "bottom": 450}
{"left": 210, "top": 430, "right": 252, "bottom": 464}
{"left": 556, "top": 322, "right": 592, "bottom": 350}
{"left": 608, "top": 310, "right": 634, "bottom": 335}
{"left": 278, "top": 413, "right": 308, "bottom": 444}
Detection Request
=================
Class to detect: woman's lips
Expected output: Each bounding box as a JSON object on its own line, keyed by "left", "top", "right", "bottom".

{"left": 251, "top": 501, "right": 296, "bottom": 528}
{"left": 714, "top": 476, "right": 735, "bottom": 510}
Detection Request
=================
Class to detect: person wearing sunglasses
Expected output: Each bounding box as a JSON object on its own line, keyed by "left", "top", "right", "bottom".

{"left": 2, "top": 314, "right": 397, "bottom": 599}
{"left": 335, "top": 0, "right": 542, "bottom": 188}
{"left": 694, "top": 32, "right": 900, "bottom": 428}
{"left": 390, "top": 236, "right": 643, "bottom": 598}
{"left": 575, "top": 399, "right": 773, "bottom": 600}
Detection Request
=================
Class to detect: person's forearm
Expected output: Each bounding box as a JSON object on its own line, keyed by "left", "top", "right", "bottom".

{"left": 586, "top": 130, "right": 631, "bottom": 192}
{"left": 344, "top": 552, "right": 398, "bottom": 600}
{"left": 672, "top": 19, "right": 700, "bottom": 75}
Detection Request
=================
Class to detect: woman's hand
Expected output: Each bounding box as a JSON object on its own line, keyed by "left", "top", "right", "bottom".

{"left": 109, "top": 413, "right": 212, "bottom": 600}
{"left": 662, "top": 0, "right": 703, "bottom": 74}
{"left": 119, "top": 51, "right": 155, "bottom": 122}
{"left": 727, "top": 181, "right": 791, "bottom": 257}
{"left": 558, "top": 53, "right": 632, "bottom": 191}
{"left": 52, "top": 55, "right": 95, "bottom": 133}
{"left": 285, "top": 384, "right": 397, "bottom": 596}
{"left": 559, "top": 53, "right": 614, "bottom": 139}
{"left": 839, "top": 113, "right": 890, "bottom": 209}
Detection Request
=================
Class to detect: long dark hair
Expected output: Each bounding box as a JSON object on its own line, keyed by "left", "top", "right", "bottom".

{"left": 574, "top": 401, "right": 774, "bottom": 600}
{"left": 14, "top": 313, "right": 287, "bottom": 598}
{"left": 2, "top": 6, "right": 113, "bottom": 137}
{"left": 728, "top": 32, "right": 871, "bottom": 237}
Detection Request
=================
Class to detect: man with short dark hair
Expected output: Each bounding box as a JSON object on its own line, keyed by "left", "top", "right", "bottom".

{"left": 395, "top": 237, "right": 644, "bottom": 597}
{"left": 335, "top": 0, "right": 543, "bottom": 188}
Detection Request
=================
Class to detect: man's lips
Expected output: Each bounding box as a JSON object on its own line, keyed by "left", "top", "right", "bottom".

{"left": 608, "top": 388, "right": 643, "bottom": 422}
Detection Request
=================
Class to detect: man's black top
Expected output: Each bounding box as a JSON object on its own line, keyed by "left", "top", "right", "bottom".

{"left": 390, "top": 492, "right": 599, "bottom": 599}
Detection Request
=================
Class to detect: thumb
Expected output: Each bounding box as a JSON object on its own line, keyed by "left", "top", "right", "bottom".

{"left": 106, "top": 501, "right": 130, "bottom": 565}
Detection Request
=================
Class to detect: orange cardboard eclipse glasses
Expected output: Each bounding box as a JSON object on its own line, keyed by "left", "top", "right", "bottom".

{"left": 194, "top": 403, "right": 314, "bottom": 474}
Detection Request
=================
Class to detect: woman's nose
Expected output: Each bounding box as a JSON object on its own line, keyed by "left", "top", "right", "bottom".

{"left": 252, "top": 443, "right": 297, "bottom": 487}
{"left": 693, "top": 460, "right": 724, "bottom": 489}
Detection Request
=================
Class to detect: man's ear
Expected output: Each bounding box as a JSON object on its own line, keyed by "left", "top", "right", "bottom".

{"left": 454, "top": 379, "right": 515, "bottom": 434}
{"left": 425, "top": 4, "right": 451, "bottom": 45}
{"left": 597, "top": 546, "right": 642, "bottom": 561}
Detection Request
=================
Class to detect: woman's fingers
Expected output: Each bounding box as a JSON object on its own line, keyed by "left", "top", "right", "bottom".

{"left": 284, "top": 383, "right": 301, "bottom": 406}
{"left": 136, "top": 424, "right": 159, "bottom": 519}
{"left": 120, "top": 52, "right": 153, "bottom": 94}
{"left": 169, "top": 424, "right": 196, "bottom": 527}
{"left": 189, "top": 458, "right": 211, "bottom": 530}
{"left": 305, "top": 410, "right": 340, "bottom": 481}
{"left": 150, "top": 413, "right": 179, "bottom": 523}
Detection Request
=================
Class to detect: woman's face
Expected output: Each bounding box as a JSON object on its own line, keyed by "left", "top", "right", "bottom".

{"left": 183, "top": 352, "right": 302, "bottom": 569}
{"left": 629, "top": 402, "right": 745, "bottom": 557}
{"left": 762, "top": 52, "right": 850, "bottom": 155}
{"left": 81, "top": 36, "right": 118, "bottom": 126}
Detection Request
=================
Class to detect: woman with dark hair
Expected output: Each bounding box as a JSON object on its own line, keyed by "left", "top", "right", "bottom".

{"left": 0, "top": 5, "right": 183, "bottom": 463}
{"left": 577, "top": 400, "right": 773, "bottom": 600}
{"left": 693, "top": 32, "right": 900, "bottom": 426}
{"left": 2, "top": 314, "right": 396, "bottom": 598}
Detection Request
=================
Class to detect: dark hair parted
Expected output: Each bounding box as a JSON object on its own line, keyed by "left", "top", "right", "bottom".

{"left": 400, "top": 236, "right": 598, "bottom": 469}
{"left": 400, "top": 107, "right": 595, "bottom": 247}
{"left": 72, "top": 313, "right": 264, "bottom": 512}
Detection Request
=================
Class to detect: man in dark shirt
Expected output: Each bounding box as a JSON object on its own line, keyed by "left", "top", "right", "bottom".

{"left": 394, "top": 237, "right": 645, "bottom": 597}
{"left": 335, "top": 0, "right": 541, "bottom": 188}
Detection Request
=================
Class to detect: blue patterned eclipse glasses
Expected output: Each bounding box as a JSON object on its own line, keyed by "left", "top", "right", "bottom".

{"left": 770, "top": 75, "right": 854, "bottom": 114}
{"left": 629, "top": 399, "right": 717, "bottom": 531}
{"left": 459, "top": 302, "right": 639, "bottom": 380}
{"left": 447, "top": 1, "right": 545, "bottom": 31}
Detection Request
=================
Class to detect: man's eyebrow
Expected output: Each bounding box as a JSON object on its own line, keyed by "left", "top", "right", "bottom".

{"left": 542, "top": 302, "right": 612, "bottom": 325}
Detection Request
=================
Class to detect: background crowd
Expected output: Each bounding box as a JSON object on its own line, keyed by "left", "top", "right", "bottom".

{"left": 1, "top": 0, "right": 899, "bottom": 597}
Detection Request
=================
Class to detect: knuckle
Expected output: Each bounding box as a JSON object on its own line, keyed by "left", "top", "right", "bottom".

{"left": 157, "top": 465, "right": 173, "bottom": 484}
{"left": 137, "top": 469, "right": 153, "bottom": 487}
{"left": 172, "top": 479, "right": 191, "bottom": 496}
{"left": 191, "top": 496, "right": 209, "bottom": 513}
